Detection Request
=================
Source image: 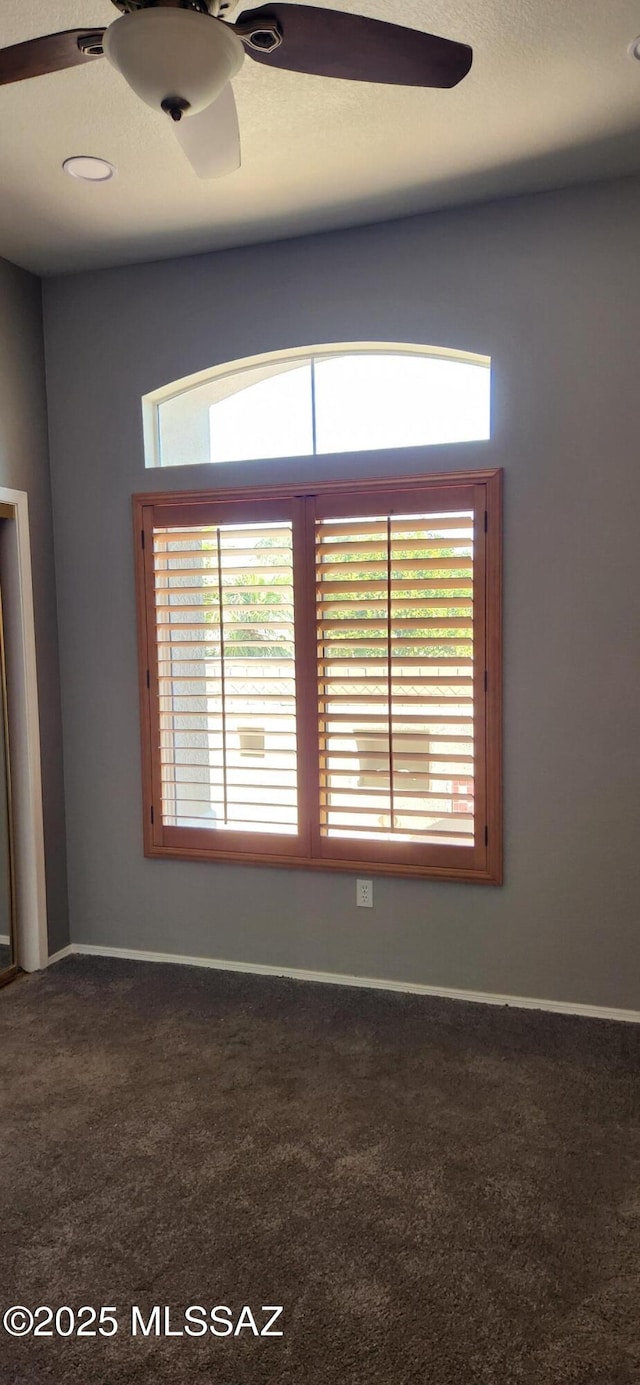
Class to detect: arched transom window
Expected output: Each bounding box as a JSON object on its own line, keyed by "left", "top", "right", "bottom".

{"left": 143, "top": 343, "right": 491, "bottom": 469}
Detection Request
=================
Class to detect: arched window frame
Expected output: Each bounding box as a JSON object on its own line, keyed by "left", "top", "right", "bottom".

{"left": 142, "top": 341, "right": 491, "bottom": 470}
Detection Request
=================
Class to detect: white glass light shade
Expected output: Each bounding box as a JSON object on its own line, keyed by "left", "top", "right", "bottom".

{"left": 103, "top": 8, "right": 244, "bottom": 116}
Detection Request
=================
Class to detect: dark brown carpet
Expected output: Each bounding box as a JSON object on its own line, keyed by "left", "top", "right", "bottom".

{"left": 0, "top": 955, "right": 639, "bottom": 1384}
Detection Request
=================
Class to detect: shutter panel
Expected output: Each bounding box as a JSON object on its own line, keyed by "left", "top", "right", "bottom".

{"left": 151, "top": 518, "right": 298, "bottom": 836}
{"left": 315, "top": 508, "right": 475, "bottom": 846}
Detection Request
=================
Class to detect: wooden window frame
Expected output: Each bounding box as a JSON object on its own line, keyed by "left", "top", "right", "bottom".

{"left": 134, "top": 467, "right": 502, "bottom": 884}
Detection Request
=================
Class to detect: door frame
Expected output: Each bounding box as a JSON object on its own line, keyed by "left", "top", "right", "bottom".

{"left": 0, "top": 488, "right": 48, "bottom": 971}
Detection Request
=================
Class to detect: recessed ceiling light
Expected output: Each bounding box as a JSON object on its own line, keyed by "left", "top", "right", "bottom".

{"left": 628, "top": 35, "right": 640, "bottom": 60}
{"left": 62, "top": 156, "right": 116, "bottom": 183}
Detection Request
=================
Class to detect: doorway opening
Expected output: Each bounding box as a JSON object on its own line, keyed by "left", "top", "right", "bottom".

{"left": 0, "top": 489, "right": 48, "bottom": 983}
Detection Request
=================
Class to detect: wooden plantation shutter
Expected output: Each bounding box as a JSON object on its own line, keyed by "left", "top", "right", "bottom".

{"left": 315, "top": 507, "right": 474, "bottom": 839}
{"left": 310, "top": 481, "right": 494, "bottom": 876}
{"left": 135, "top": 470, "right": 501, "bottom": 882}
{"left": 138, "top": 496, "right": 311, "bottom": 862}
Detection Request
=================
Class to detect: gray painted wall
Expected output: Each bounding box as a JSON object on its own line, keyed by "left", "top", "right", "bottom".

{"left": 0, "top": 258, "right": 68, "bottom": 954}
{"left": 43, "top": 174, "right": 640, "bottom": 1009}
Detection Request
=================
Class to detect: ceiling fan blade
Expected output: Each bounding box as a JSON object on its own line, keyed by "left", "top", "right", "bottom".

{"left": 234, "top": 4, "right": 472, "bottom": 87}
{"left": 0, "top": 30, "right": 106, "bottom": 87}
{"left": 173, "top": 83, "right": 241, "bottom": 179}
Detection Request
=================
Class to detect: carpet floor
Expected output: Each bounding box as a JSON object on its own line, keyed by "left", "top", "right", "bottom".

{"left": 0, "top": 955, "right": 639, "bottom": 1384}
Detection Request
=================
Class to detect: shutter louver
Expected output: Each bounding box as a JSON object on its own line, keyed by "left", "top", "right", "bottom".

{"left": 315, "top": 510, "right": 475, "bottom": 846}
{"left": 152, "top": 519, "right": 298, "bottom": 835}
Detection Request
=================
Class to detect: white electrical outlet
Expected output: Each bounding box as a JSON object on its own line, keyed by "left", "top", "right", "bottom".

{"left": 356, "top": 878, "right": 373, "bottom": 908}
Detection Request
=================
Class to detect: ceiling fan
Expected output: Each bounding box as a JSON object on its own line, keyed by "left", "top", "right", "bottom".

{"left": 0, "top": 0, "right": 472, "bottom": 178}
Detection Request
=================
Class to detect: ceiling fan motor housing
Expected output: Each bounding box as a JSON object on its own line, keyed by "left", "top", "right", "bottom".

{"left": 112, "top": 2, "right": 215, "bottom": 14}
{"left": 103, "top": 6, "right": 244, "bottom": 116}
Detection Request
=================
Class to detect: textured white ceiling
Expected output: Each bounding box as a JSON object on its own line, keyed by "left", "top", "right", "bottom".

{"left": 1, "top": 0, "right": 640, "bottom": 274}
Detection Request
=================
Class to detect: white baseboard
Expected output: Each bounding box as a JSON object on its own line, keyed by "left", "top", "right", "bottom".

{"left": 47, "top": 944, "right": 74, "bottom": 966}
{"left": 47, "top": 941, "right": 640, "bottom": 1025}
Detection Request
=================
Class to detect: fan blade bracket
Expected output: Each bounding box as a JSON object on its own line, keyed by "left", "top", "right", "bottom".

{"left": 77, "top": 32, "right": 106, "bottom": 57}
{"left": 232, "top": 16, "right": 283, "bottom": 53}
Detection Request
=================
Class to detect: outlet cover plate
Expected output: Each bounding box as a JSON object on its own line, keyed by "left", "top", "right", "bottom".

{"left": 356, "top": 878, "right": 373, "bottom": 908}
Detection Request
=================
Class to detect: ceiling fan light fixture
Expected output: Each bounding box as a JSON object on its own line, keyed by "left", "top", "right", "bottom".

{"left": 103, "top": 6, "right": 244, "bottom": 116}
